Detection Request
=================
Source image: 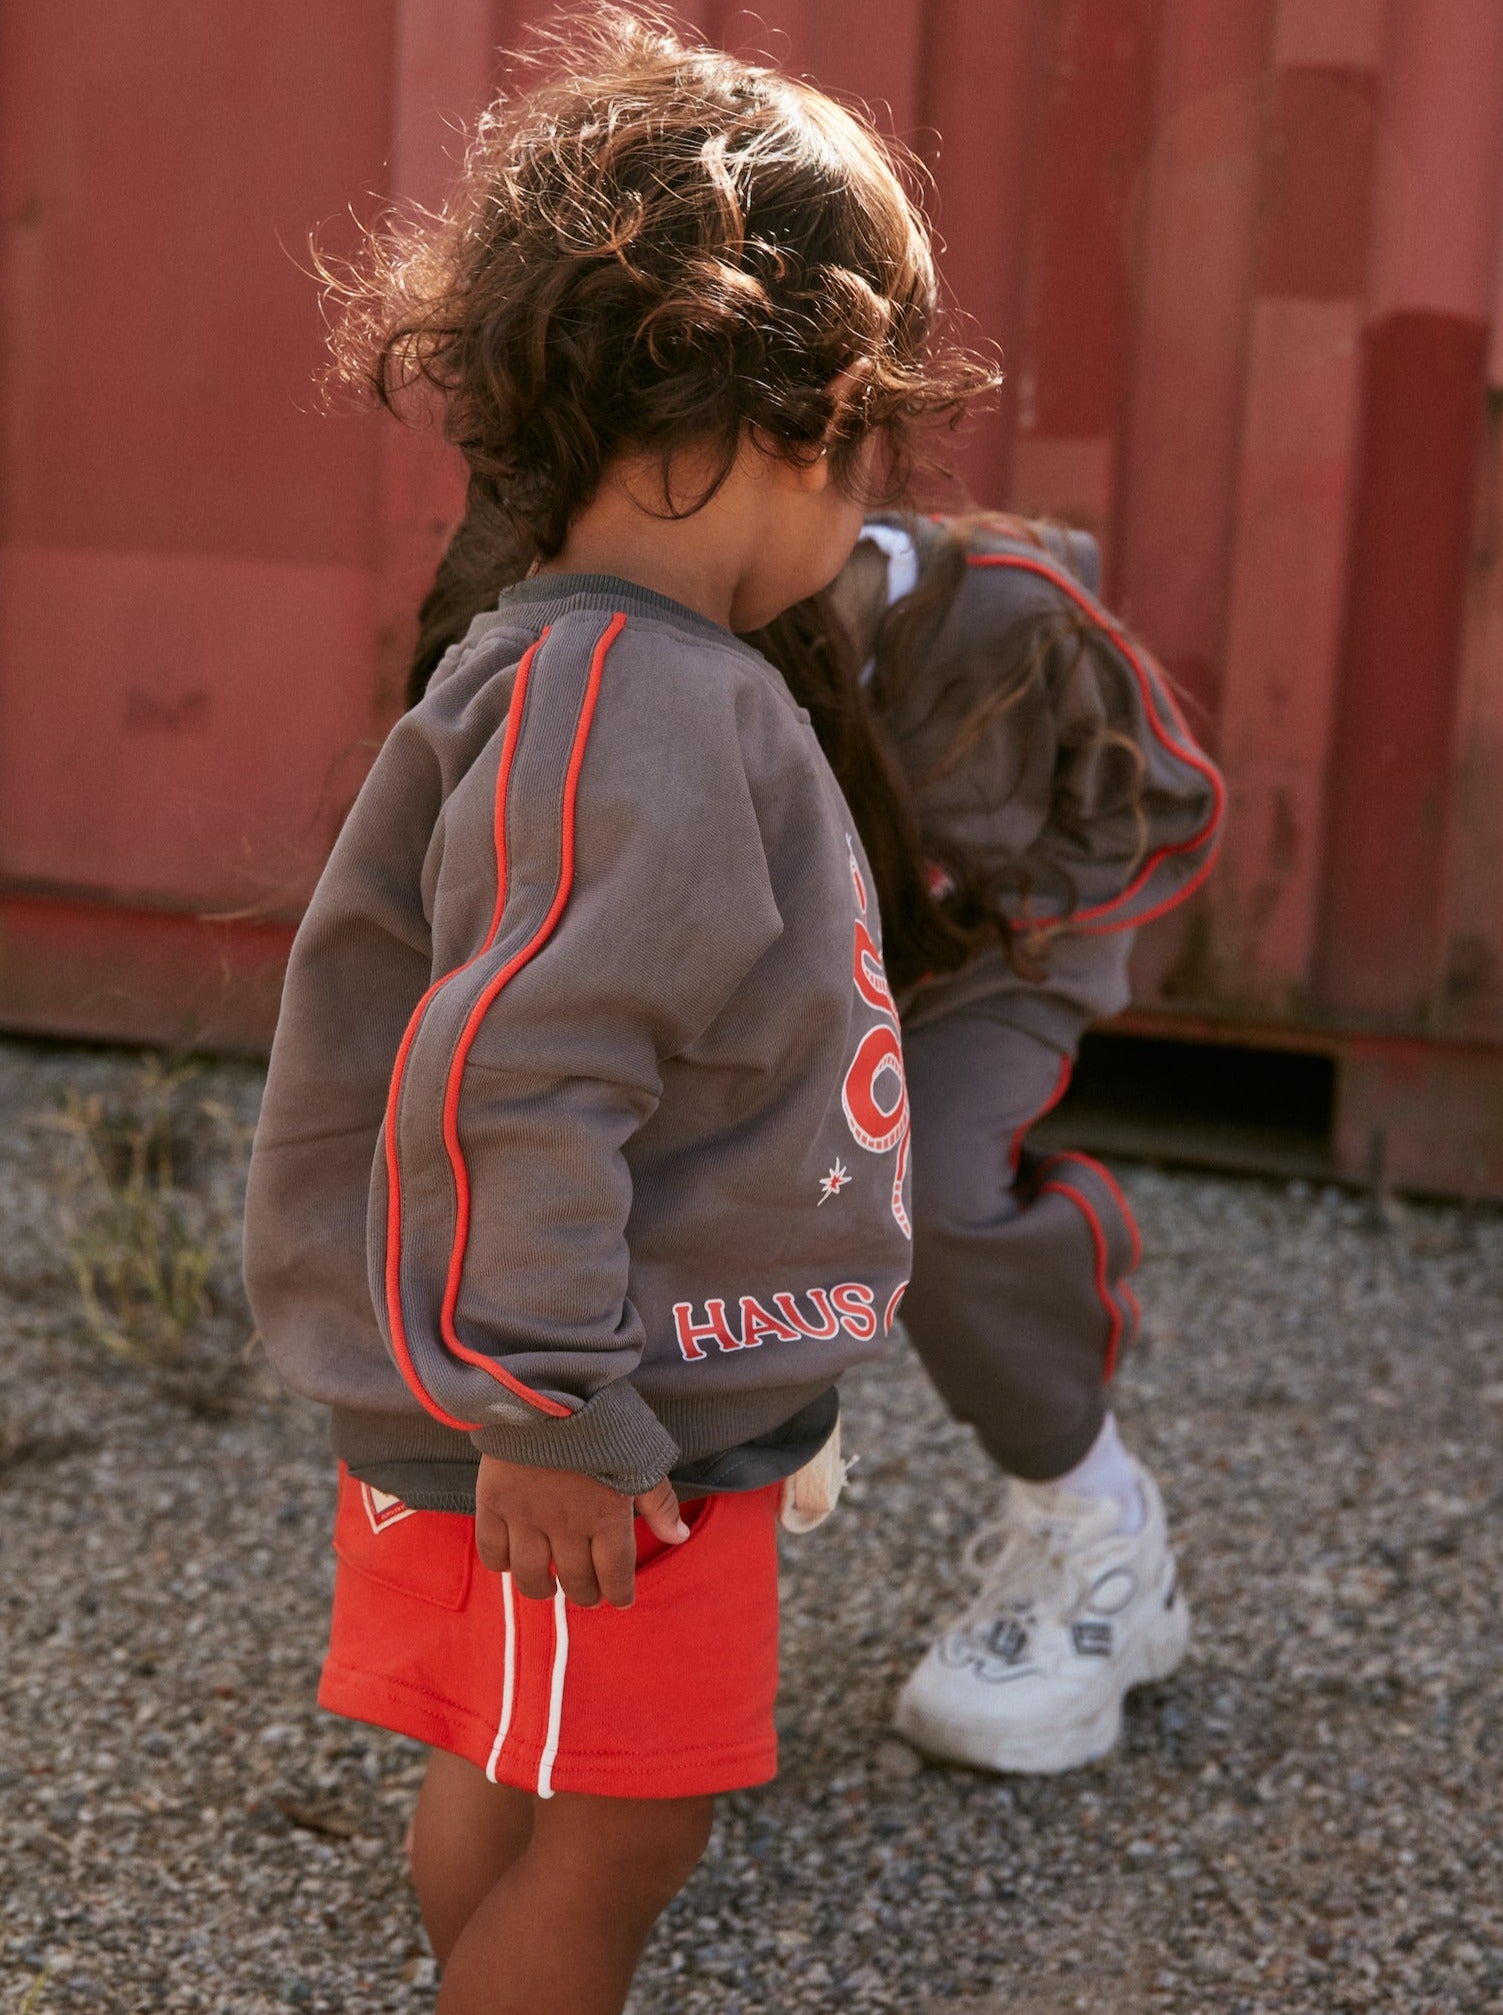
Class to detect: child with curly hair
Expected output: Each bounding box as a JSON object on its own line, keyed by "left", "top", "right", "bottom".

{"left": 244, "top": 13, "right": 994, "bottom": 2011}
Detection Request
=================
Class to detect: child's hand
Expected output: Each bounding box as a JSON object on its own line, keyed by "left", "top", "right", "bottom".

{"left": 474, "top": 1456, "right": 689, "bottom": 1609}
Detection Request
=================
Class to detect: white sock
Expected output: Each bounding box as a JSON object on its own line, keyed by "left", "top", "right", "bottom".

{"left": 1054, "top": 1413, "right": 1144, "bottom": 1533}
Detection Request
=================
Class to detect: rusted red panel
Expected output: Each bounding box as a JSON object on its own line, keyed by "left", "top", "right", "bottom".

{"left": 372, "top": 0, "right": 504, "bottom": 725}
{"left": 797, "top": 0, "right": 927, "bottom": 138}
{"left": 1316, "top": 312, "right": 1491, "bottom": 1021}
{"left": 1, "top": 0, "right": 1501, "bottom": 1198}
{"left": 1256, "top": 68, "right": 1378, "bottom": 301}
{"left": 1010, "top": 0, "right": 1162, "bottom": 549}
{"left": 1, "top": 0, "right": 391, "bottom": 568}
{"left": 916, "top": 0, "right": 1043, "bottom": 507}
{"left": 1315, "top": 0, "right": 1503, "bottom": 1024}
{"left": 0, "top": 894, "right": 292, "bottom": 1054}
{"left": 1447, "top": 406, "right": 1503, "bottom": 1042}
{"left": 1335, "top": 1037, "right": 1503, "bottom": 1198}
{"left": 1197, "top": 13, "right": 1382, "bottom": 1016}
{"left": 0, "top": 0, "right": 393, "bottom": 927}
{"left": 1113, "top": 0, "right": 1273, "bottom": 730}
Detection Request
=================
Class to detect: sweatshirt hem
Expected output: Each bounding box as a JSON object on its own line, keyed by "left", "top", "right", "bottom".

{"left": 332, "top": 1379, "right": 841, "bottom": 1510}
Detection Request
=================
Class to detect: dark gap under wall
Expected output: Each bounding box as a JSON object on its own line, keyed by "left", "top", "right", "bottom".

{"left": 1032, "top": 1032, "right": 1339, "bottom": 1182}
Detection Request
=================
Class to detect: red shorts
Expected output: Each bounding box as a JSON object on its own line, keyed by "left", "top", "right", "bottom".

{"left": 318, "top": 1467, "right": 781, "bottom": 1800}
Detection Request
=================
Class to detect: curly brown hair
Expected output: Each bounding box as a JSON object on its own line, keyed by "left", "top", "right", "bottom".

{"left": 322, "top": 7, "right": 996, "bottom": 557}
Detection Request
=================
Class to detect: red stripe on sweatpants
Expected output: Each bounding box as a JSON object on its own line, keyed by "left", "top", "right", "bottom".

{"left": 1007, "top": 1053, "right": 1074, "bottom": 1177}
{"left": 1037, "top": 1147, "right": 1145, "bottom": 1268}
{"left": 1036, "top": 1148, "right": 1142, "bottom": 1381}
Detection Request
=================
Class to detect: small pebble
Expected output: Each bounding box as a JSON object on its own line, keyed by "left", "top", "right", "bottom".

{"left": 872, "top": 1739, "right": 924, "bottom": 1781}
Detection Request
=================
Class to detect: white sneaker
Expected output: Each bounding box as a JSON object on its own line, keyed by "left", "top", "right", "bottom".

{"left": 893, "top": 1460, "right": 1189, "bottom": 1774}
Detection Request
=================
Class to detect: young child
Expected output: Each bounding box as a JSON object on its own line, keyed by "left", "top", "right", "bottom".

{"left": 243, "top": 15, "right": 992, "bottom": 2013}
{"left": 413, "top": 499, "right": 1224, "bottom": 1782}
{"left": 809, "top": 512, "right": 1223, "bottom": 1775}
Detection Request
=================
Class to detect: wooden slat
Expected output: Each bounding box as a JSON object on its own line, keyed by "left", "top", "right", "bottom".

{"left": 1203, "top": 0, "right": 1383, "bottom": 1012}
{"left": 1313, "top": 0, "right": 1503, "bottom": 1021}
{"left": 1007, "top": 0, "right": 1161, "bottom": 552}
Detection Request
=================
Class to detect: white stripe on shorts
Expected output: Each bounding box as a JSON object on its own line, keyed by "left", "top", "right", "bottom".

{"left": 536, "top": 1587, "right": 570, "bottom": 1800}
{"left": 484, "top": 1570, "right": 518, "bottom": 1784}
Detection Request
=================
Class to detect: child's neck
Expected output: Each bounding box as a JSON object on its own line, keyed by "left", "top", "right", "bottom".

{"left": 533, "top": 451, "right": 763, "bottom": 631}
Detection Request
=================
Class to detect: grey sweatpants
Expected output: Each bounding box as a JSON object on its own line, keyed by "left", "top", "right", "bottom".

{"left": 900, "top": 999, "right": 1142, "bottom": 1483}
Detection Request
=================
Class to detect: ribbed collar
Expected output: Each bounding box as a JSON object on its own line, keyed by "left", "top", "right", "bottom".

{"left": 497, "top": 571, "right": 757, "bottom": 654}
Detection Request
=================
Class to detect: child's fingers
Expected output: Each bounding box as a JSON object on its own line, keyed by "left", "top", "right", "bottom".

{"left": 474, "top": 1507, "right": 512, "bottom": 1576}
{"left": 633, "top": 1479, "right": 690, "bottom": 1547}
{"left": 592, "top": 1525, "right": 638, "bottom": 1610}
{"left": 552, "top": 1538, "right": 602, "bottom": 1609}
{"left": 508, "top": 1527, "right": 558, "bottom": 1602}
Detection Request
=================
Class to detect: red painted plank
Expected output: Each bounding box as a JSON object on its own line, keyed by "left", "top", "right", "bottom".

{"left": 0, "top": 548, "right": 376, "bottom": 906}
{"left": 0, "top": 0, "right": 392, "bottom": 568}
{"left": 1204, "top": 17, "right": 1382, "bottom": 1013}
{"left": 1009, "top": 0, "right": 1161, "bottom": 548}
{"left": 917, "top": 0, "right": 1043, "bottom": 507}
{"left": 1316, "top": 312, "right": 1491, "bottom": 1020}
{"left": 1113, "top": 0, "right": 1274, "bottom": 729}
{"left": 0, "top": 894, "right": 291, "bottom": 1053}
{"left": 1315, "top": 0, "right": 1503, "bottom": 1020}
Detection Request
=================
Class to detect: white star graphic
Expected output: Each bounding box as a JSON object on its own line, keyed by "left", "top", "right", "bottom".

{"left": 818, "top": 1159, "right": 851, "bottom": 1205}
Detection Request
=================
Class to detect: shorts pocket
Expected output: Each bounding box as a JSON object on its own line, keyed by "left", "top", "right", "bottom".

{"left": 632, "top": 1491, "right": 717, "bottom": 1577}
{"left": 332, "top": 1467, "right": 474, "bottom": 1612}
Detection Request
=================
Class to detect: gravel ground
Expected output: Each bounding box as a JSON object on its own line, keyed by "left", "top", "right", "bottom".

{"left": 2, "top": 1036, "right": 1501, "bottom": 2015}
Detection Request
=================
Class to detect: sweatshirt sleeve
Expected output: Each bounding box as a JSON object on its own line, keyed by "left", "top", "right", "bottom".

{"left": 1022, "top": 612, "right": 1225, "bottom": 937}
{"left": 906, "top": 551, "right": 1224, "bottom": 942}
{"left": 374, "top": 611, "right": 783, "bottom": 1494}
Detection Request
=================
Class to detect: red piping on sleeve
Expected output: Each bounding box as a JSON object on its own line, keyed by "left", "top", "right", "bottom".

{"left": 380, "top": 627, "right": 552, "bottom": 1433}
{"left": 1007, "top": 1053, "right": 1073, "bottom": 1177}
{"left": 965, "top": 554, "right": 1225, "bottom": 933}
{"left": 386, "top": 620, "right": 620, "bottom": 1426}
{"left": 434, "top": 611, "right": 625, "bottom": 1406}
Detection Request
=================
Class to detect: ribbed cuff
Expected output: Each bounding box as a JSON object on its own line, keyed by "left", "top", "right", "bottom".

{"left": 470, "top": 1378, "right": 681, "bottom": 1496}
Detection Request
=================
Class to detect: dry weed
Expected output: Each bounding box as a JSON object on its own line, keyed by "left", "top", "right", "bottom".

{"left": 47, "top": 1058, "right": 241, "bottom": 1370}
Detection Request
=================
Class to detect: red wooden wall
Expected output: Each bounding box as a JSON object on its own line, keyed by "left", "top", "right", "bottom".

{"left": 4, "top": 0, "right": 1503, "bottom": 1187}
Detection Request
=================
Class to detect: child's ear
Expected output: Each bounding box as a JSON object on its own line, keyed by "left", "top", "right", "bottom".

{"left": 752, "top": 428, "right": 834, "bottom": 491}
{"left": 757, "top": 362, "right": 872, "bottom": 490}
{"left": 760, "top": 358, "right": 875, "bottom": 490}
{"left": 788, "top": 443, "right": 835, "bottom": 493}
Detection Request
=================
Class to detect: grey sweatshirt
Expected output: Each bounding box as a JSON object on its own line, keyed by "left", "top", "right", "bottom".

{"left": 244, "top": 578, "right": 913, "bottom": 1511}
{"left": 874, "top": 517, "right": 1224, "bottom": 1049}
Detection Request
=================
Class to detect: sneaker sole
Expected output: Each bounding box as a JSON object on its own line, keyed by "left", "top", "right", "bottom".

{"left": 893, "top": 1590, "right": 1191, "bottom": 1777}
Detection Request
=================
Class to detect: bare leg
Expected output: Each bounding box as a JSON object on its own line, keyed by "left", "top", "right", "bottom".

{"left": 435, "top": 1788, "right": 714, "bottom": 2015}
{"left": 408, "top": 1750, "right": 536, "bottom": 1965}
